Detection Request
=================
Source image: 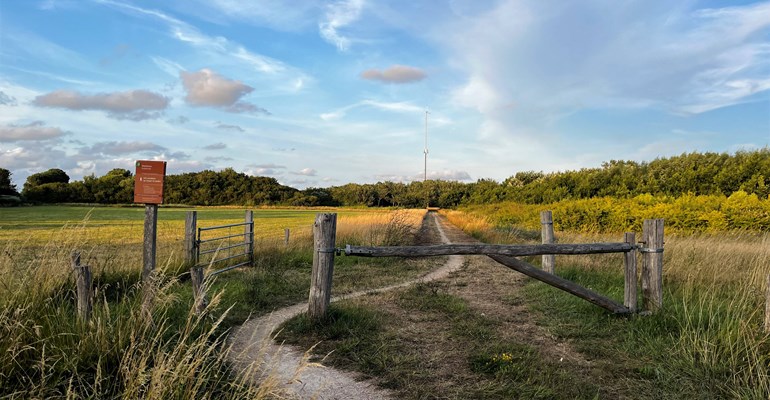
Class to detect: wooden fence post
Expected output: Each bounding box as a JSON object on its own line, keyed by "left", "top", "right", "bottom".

{"left": 71, "top": 251, "right": 92, "bottom": 322}
{"left": 184, "top": 211, "right": 197, "bottom": 267}
{"left": 185, "top": 211, "right": 207, "bottom": 314}
{"left": 244, "top": 210, "right": 254, "bottom": 266}
{"left": 308, "top": 213, "right": 337, "bottom": 321}
{"left": 284, "top": 228, "right": 290, "bottom": 246}
{"left": 623, "top": 232, "right": 637, "bottom": 313}
{"left": 540, "top": 210, "right": 555, "bottom": 274}
{"left": 190, "top": 266, "right": 207, "bottom": 314}
{"left": 641, "top": 219, "right": 664, "bottom": 312}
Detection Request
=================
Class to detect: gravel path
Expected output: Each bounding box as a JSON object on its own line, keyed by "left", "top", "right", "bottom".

{"left": 228, "top": 213, "right": 464, "bottom": 399}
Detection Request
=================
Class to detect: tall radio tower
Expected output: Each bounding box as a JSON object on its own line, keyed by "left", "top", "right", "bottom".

{"left": 423, "top": 110, "right": 429, "bottom": 182}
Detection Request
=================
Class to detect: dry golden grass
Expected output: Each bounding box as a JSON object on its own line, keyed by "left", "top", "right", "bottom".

{"left": 0, "top": 206, "right": 429, "bottom": 398}
{"left": 443, "top": 209, "right": 770, "bottom": 397}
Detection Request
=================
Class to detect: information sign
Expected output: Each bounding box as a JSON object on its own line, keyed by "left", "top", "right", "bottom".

{"left": 134, "top": 160, "right": 166, "bottom": 204}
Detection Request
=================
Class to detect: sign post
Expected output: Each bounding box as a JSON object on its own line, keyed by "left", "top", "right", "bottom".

{"left": 134, "top": 160, "right": 166, "bottom": 315}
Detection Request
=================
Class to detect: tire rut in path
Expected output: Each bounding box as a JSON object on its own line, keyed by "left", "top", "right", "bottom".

{"left": 227, "top": 213, "right": 463, "bottom": 400}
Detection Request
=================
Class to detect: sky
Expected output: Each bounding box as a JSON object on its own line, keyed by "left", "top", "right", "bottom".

{"left": 1, "top": 0, "right": 769, "bottom": 189}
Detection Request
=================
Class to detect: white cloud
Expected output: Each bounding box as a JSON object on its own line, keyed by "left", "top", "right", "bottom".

{"left": 0, "top": 121, "right": 66, "bottom": 142}
{"left": 319, "top": 0, "right": 364, "bottom": 51}
{"left": 0, "top": 91, "right": 17, "bottom": 106}
{"left": 360, "top": 65, "right": 426, "bottom": 83}
{"left": 438, "top": 0, "right": 770, "bottom": 140}
{"left": 180, "top": 69, "right": 268, "bottom": 114}
{"left": 294, "top": 168, "right": 317, "bottom": 176}
{"left": 33, "top": 89, "right": 169, "bottom": 120}
{"left": 374, "top": 169, "right": 472, "bottom": 183}
{"left": 0, "top": 144, "right": 75, "bottom": 182}
{"left": 181, "top": 69, "right": 252, "bottom": 106}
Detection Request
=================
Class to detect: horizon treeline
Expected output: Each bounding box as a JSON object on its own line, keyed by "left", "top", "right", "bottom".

{"left": 3, "top": 148, "right": 770, "bottom": 207}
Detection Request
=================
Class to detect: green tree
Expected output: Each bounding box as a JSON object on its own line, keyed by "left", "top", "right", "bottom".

{"left": 0, "top": 168, "right": 18, "bottom": 196}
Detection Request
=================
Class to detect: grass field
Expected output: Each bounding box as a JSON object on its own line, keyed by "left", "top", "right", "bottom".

{"left": 0, "top": 205, "right": 431, "bottom": 398}
{"left": 0, "top": 205, "right": 383, "bottom": 244}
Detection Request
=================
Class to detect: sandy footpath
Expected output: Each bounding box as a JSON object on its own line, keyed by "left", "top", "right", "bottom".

{"left": 228, "top": 213, "right": 463, "bottom": 399}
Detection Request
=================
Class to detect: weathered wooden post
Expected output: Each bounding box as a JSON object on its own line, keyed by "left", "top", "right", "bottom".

{"left": 284, "top": 228, "right": 290, "bottom": 246}
{"left": 190, "top": 266, "right": 207, "bottom": 314}
{"left": 540, "top": 210, "right": 555, "bottom": 274}
{"left": 141, "top": 204, "right": 159, "bottom": 317}
{"left": 185, "top": 211, "right": 207, "bottom": 314}
{"left": 184, "top": 211, "right": 197, "bottom": 266}
{"left": 71, "top": 251, "right": 92, "bottom": 322}
{"left": 641, "top": 219, "right": 664, "bottom": 312}
{"left": 308, "top": 213, "right": 337, "bottom": 321}
{"left": 244, "top": 210, "right": 254, "bottom": 266}
{"left": 623, "top": 232, "right": 637, "bottom": 313}
{"left": 134, "top": 160, "right": 167, "bottom": 317}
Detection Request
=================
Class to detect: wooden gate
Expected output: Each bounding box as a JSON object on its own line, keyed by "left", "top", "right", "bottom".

{"left": 307, "top": 212, "right": 664, "bottom": 321}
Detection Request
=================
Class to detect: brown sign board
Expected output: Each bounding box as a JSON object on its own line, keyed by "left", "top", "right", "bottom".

{"left": 134, "top": 160, "right": 167, "bottom": 204}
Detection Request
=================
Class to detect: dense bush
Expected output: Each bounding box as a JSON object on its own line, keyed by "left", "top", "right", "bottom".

{"left": 11, "top": 148, "right": 770, "bottom": 208}
{"left": 462, "top": 191, "right": 770, "bottom": 233}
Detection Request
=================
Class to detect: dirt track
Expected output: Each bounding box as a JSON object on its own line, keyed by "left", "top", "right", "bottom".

{"left": 228, "top": 212, "right": 464, "bottom": 399}
{"left": 228, "top": 212, "right": 588, "bottom": 399}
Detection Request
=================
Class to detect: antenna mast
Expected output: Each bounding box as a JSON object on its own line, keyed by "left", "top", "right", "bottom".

{"left": 424, "top": 110, "right": 429, "bottom": 182}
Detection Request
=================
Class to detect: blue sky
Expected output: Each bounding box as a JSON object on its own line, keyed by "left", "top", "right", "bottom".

{"left": 1, "top": 0, "right": 769, "bottom": 189}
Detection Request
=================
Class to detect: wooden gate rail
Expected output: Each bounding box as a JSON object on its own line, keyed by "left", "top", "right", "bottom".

{"left": 488, "top": 254, "right": 630, "bottom": 314}
{"left": 344, "top": 242, "right": 634, "bottom": 258}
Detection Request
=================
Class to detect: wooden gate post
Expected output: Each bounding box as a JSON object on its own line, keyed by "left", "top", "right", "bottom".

{"left": 244, "top": 210, "right": 254, "bottom": 266}
{"left": 184, "top": 211, "right": 207, "bottom": 314}
{"left": 284, "top": 228, "right": 290, "bottom": 246}
{"left": 641, "top": 219, "right": 664, "bottom": 312}
{"left": 184, "top": 211, "right": 197, "bottom": 267}
{"left": 623, "top": 232, "right": 637, "bottom": 313}
{"left": 540, "top": 210, "right": 555, "bottom": 274}
{"left": 71, "top": 251, "right": 92, "bottom": 322}
{"left": 308, "top": 213, "right": 337, "bottom": 321}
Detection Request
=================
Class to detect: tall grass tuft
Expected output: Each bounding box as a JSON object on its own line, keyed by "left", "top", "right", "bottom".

{"left": 445, "top": 210, "right": 770, "bottom": 398}
{"left": 0, "top": 220, "right": 274, "bottom": 398}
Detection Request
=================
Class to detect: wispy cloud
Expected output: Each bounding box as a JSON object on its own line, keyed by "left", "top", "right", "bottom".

{"left": 215, "top": 122, "right": 244, "bottom": 132}
{"left": 440, "top": 0, "right": 770, "bottom": 135}
{"left": 319, "top": 0, "right": 364, "bottom": 51}
{"left": 0, "top": 121, "right": 66, "bottom": 142}
{"left": 96, "top": 0, "right": 292, "bottom": 75}
{"left": 320, "top": 99, "right": 425, "bottom": 120}
{"left": 203, "top": 142, "right": 227, "bottom": 150}
{"left": 78, "top": 141, "right": 166, "bottom": 156}
{"left": 360, "top": 65, "right": 426, "bottom": 84}
{"left": 0, "top": 91, "right": 17, "bottom": 106}
{"left": 33, "top": 89, "right": 169, "bottom": 120}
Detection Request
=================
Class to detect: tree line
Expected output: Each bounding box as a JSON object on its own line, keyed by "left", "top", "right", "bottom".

{"left": 3, "top": 148, "right": 770, "bottom": 207}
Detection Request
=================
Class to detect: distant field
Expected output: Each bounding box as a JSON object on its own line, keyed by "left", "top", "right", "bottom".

{"left": 0, "top": 205, "right": 382, "bottom": 245}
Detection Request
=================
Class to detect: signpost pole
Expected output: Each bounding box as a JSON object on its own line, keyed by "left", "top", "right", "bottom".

{"left": 134, "top": 160, "right": 167, "bottom": 318}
